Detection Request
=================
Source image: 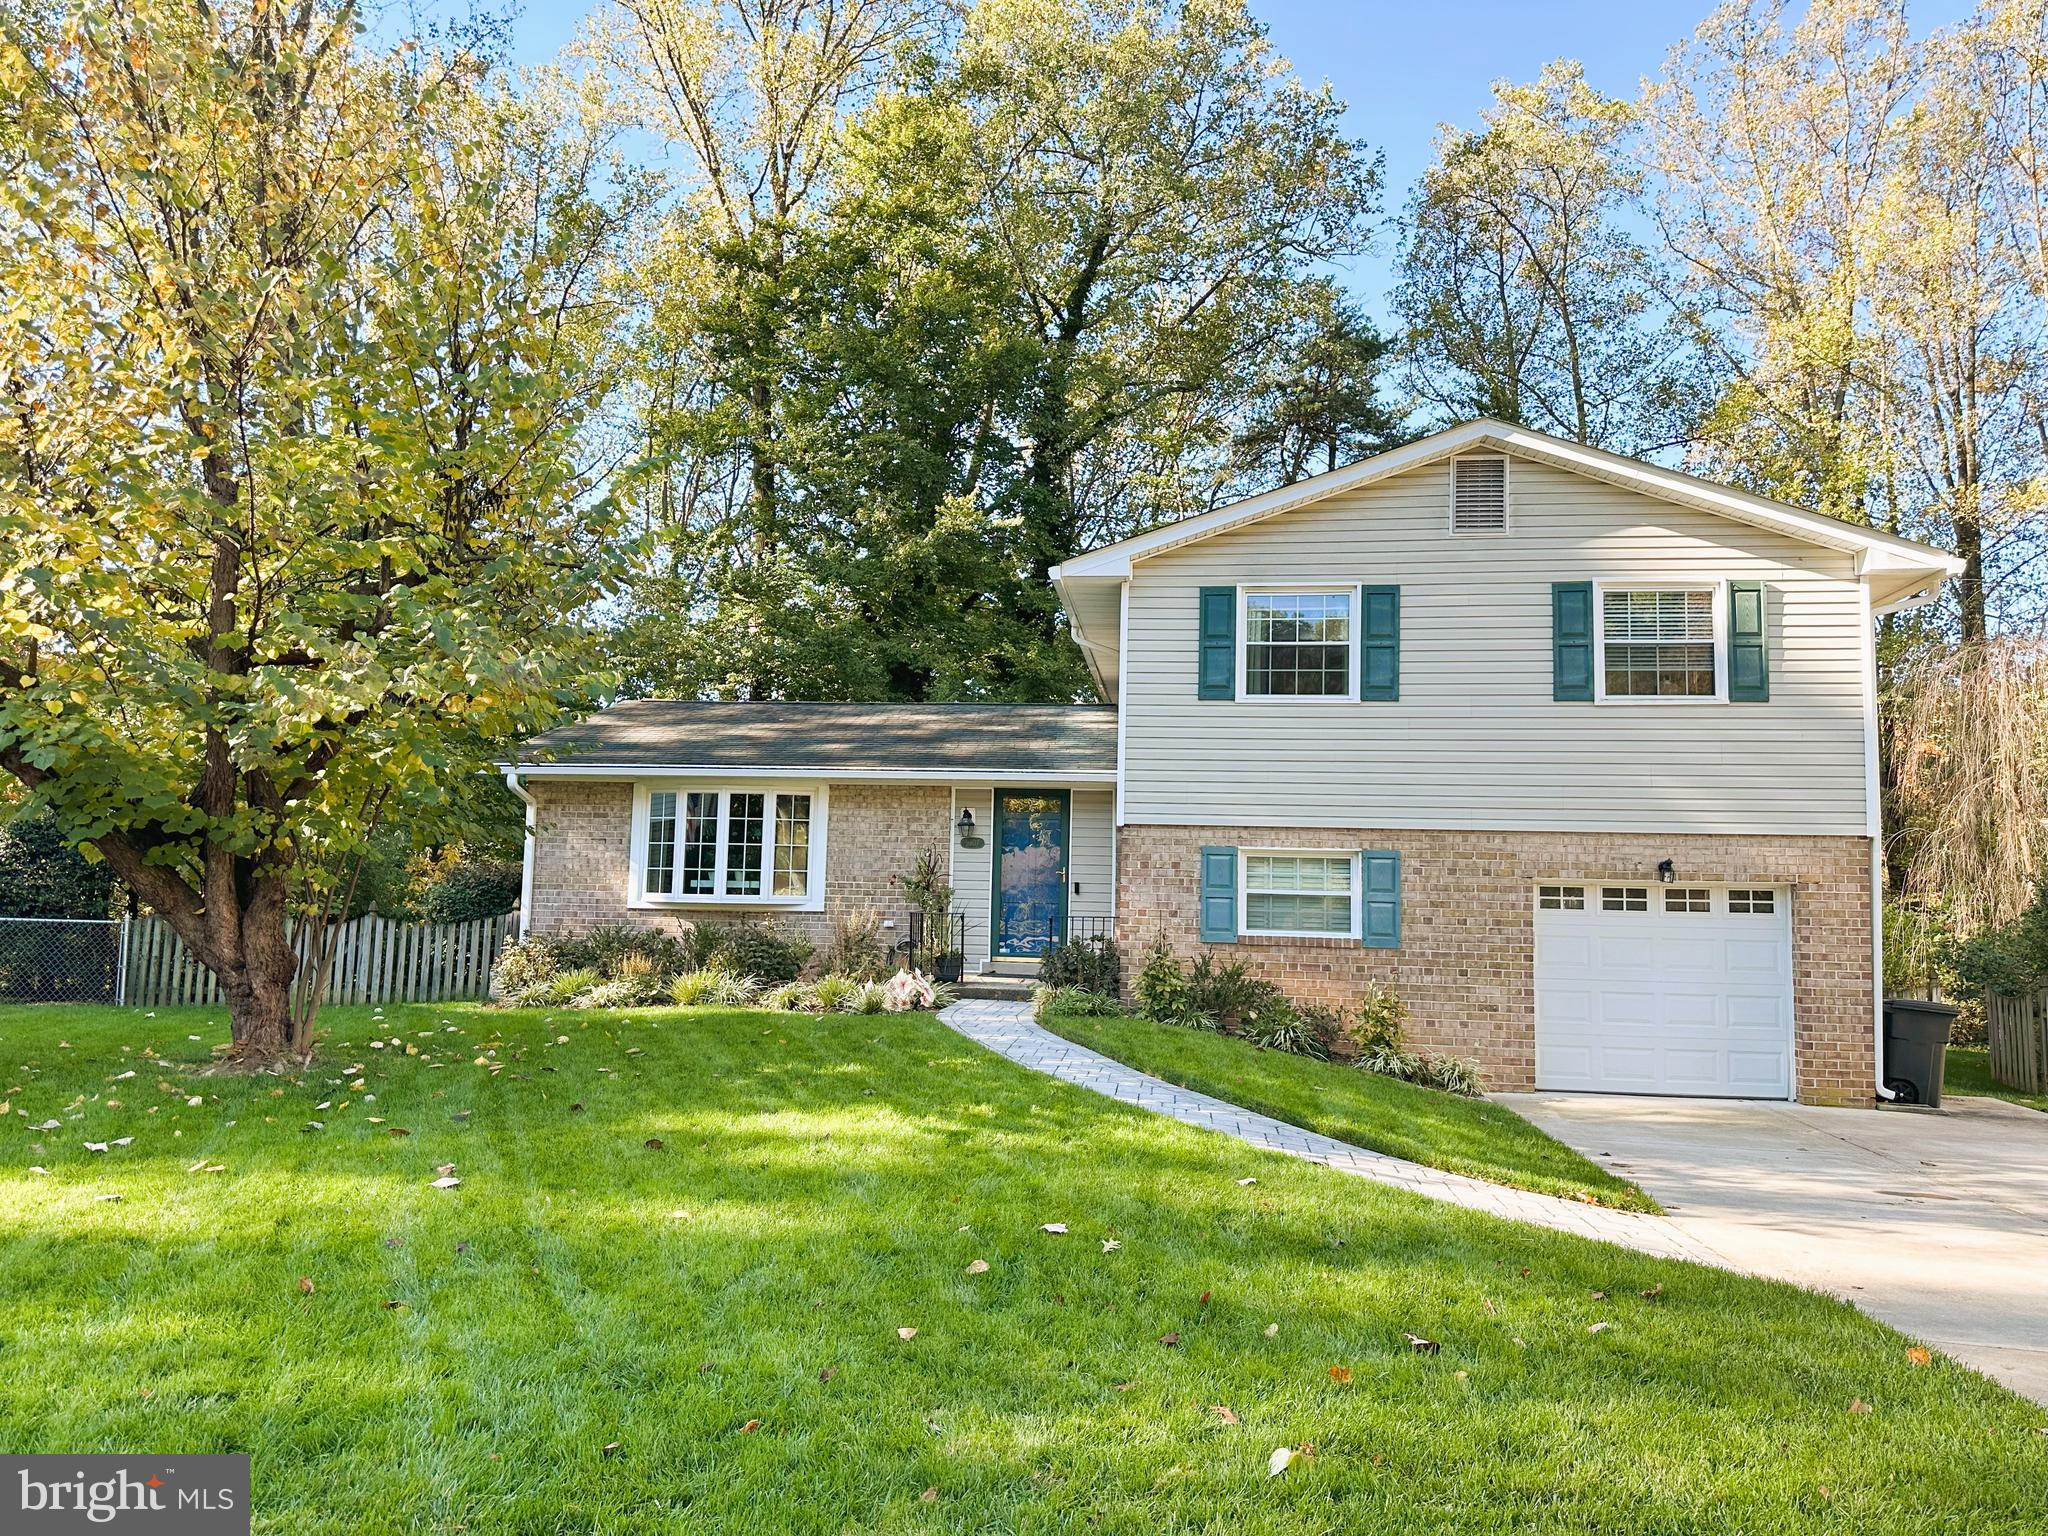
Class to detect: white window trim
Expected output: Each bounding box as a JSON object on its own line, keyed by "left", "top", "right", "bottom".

{"left": 627, "top": 780, "right": 828, "bottom": 912}
{"left": 1238, "top": 848, "right": 1360, "bottom": 940}
{"left": 1591, "top": 578, "right": 1728, "bottom": 704}
{"left": 1236, "top": 584, "right": 1360, "bottom": 703}
{"left": 1447, "top": 453, "right": 1511, "bottom": 536}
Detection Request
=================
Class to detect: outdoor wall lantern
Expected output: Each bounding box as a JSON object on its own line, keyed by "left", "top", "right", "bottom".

{"left": 1656, "top": 858, "right": 1676, "bottom": 884}
{"left": 957, "top": 807, "right": 983, "bottom": 849}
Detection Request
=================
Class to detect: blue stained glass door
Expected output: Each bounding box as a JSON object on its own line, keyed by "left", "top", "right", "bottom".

{"left": 993, "top": 790, "right": 1069, "bottom": 958}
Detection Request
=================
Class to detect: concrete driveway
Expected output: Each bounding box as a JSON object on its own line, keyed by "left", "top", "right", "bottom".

{"left": 1495, "top": 1089, "right": 2048, "bottom": 1405}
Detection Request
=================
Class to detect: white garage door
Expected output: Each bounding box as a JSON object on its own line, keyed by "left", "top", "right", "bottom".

{"left": 1534, "top": 882, "right": 1792, "bottom": 1099}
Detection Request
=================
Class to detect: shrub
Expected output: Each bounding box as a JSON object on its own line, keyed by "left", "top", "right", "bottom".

{"left": 1033, "top": 984, "right": 1127, "bottom": 1024}
{"left": 809, "top": 973, "right": 863, "bottom": 1013}
{"left": 1347, "top": 981, "right": 1407, "bottom": 1056}
{"left": 416, "top": 852, "right": 522, "bottom": 924}
{"left": 1418, "top": 1055, "right": 1483, "bottom": 1097}
{"left": 578, "top": 978, "right": 643, "bottom": 1010}
{"left": 881, "top": 969, "right": 953, "bottom": 1013}
{"left": 1239, "top": 994, "right": 1331, "bottom": 1060}
{"left": 1133, "top": 941, "right": 1212, "bottom": 1028}
{"left": 1038, "top": 934, "right": 1121, "bottom": 996}
{"left": 541, "top": 966, "right": 602, "bottom": 1005}
{"left": 819, "top": 907, "right": 889, "bottom": 980}
{"left": 701, "top": 920, "right": 812, "bottom": 983}
{"left": 761, "top": 981, "right": 817, "bottom": 1012}
{"left": 1187, "top": 955, "right": 1278, "bottom": 1027}
{"left": 606, "top": 952, "right": 672, "bottom": 1005}
{"left": 668, "top": 966, "right": 760, "bottom": 1008}
{"left": 492, "top": 938, "right": 559, "bottom": 1000}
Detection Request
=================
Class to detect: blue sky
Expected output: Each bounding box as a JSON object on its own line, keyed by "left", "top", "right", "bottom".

{"left": 494, "top": 0, "right": 1978, "bottom": 310}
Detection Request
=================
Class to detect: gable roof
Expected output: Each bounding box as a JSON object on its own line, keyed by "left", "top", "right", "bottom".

{"left": 513, "top": 700, "right": 1117, "bottom": 781}
{"left": 1051, "top": 420, "right": 1964, "bottom": 698}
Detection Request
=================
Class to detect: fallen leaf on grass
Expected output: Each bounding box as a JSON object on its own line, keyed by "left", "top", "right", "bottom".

{"left": 1587, "top": 1322, "right": 1611, "bottom": 1335}
{"left": 1327, "top": 1366, "right": 1352, "bottom": 1384}
{"left": 897, "top": 1327, "right": 917, "bottom": 1341}
{"left": 818, "top": 1366, "right": 837, "bottom": 1382}
{"left": 430, "top": 1177, "right": 461, "bottom": 1190}
{"left": 1039, "top": 1223, "right": 1067, "bottom": 1234}
{"left": 1113, "top": 1381, "right": 1133, "bottom": 1392}
{"left": 297, "top": 1276, "right": 315, "bottom": 1295}
{"left": 435, "top": 1163, "right": 457, "bottom": 1176}
{"left": 382, "top": 1300, "right": 408, "bottom": 1310}
{"left": 1639, "top": 1284, "right": 1664, "bottom": 1301}
{"left": 1101, "top": 1239, "right": 1121, "bottom": 1253}
{"left": 1210, "top": 1405, "right": 1238, "bottom": 1424}
{"left": 1849, "top": 1398, "right": 1872, "bottom": 1414}
{"left": 387, "top": 1128, "right": 411, "bottom": 1138}
{"left": 1263, "top": 1323, "right": 1278, "bottom": 1338}
{"left": 93, "top": 1193, "right": 121, "bottom": 1203}
{"left": 1590, "top": 1290, "right": 1608, "bottom": 1301}
{"left": 1267, "top": 1446, "right": 1295, "bottom": 1478}
{"left": 739, "top": 1420, "right": 760, "bottom": 1434}
{"left": 1404, "top": 1333, "right": 1439, "bottom": 1356}
{"left": 919, "top": 1488, "right": 939, "bottom": 1503}
{"left": 601, "top": 1443, "right": 621, "bottom": 1458}
{"left": 1158, "top": 1332, "right": 1181, "bottom": 1348}
{"left": 644, "top": 1139, "right": 665, "bottom": 1151}
{"left": 1235, "top": 1177, "right": 1257, "bottom": 1187}
{"left": 1905, "top": 1346, "right": 1931, "bottom": 1367}
{"left": 1198, "top": 1290, "right": 1211, "bottom": 1308}
{"left": 32, "top": 1120, "right": 60, "bottom": 1131}
{"left": 965, "top": 1259, "right": 989, "bottom": 1275}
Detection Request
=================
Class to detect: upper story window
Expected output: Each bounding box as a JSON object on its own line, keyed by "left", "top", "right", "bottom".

{"left": 1600, "top": 587, "right": 1718, "bottom": 699}
{"left": 1243, "top": 589, "right": 1353, "bottom": 697}
{"left": 635, "top": 785, "right": 821, "bottom": 906}
{"left": 1451, "top": 455, "right": 1509, "bottom": 533}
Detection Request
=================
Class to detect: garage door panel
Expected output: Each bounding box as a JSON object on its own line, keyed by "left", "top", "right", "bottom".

{"left": 1535, "top": 889, "right": 1792, "bottom": 1100}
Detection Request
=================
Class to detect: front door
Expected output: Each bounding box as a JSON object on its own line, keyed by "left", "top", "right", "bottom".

{"left": 993, "top": 789, "right": 1069, "bottom": 958}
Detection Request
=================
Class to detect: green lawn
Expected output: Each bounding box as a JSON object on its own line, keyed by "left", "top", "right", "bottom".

{"left": 1946, "top": 1045, "right": 2048, "bottom": 1112}
{"left": 1, "top": 1002, "right": 2042, "bottom": 1534}
{"left": 1037, "top": 1007, "right": 1656, "bottom": 1211}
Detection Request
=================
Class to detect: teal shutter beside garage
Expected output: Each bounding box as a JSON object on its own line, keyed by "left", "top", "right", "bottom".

{"left": 1729, "top": 580, "right": 1769, "bottom": 702}
{"left": 1198, "top": 587, "right": 1236, "bottom": 699}
{"left": 1359, "top": 584, "right": 1400, "bottom": 701}
{"left": 1552, "top": 581, "right": 1594, "bottom": 701}
{"left": 1361, "top": 850, "right": 1401, "bottom": 948}
{"left": 1198, "top": 845, "right": 1238, "bottom": 943}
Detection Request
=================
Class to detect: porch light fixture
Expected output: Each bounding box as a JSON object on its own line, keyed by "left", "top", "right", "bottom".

{"left": 956, "top": 807, "right": 975, "bottom": 838}
{"left": 1656, "top": 859, "right": 1676, "bottom": 884}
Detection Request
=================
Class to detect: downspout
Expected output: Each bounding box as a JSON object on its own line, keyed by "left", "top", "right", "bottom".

{"left": 503, "top": 767, "right": 537, "bottom": 943}
{"left": 1859, "top": 577, "right": 1897, "bottom": 1103}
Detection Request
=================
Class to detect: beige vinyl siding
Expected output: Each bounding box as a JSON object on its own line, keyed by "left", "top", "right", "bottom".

{"left": 1121, "top": 457, "right": 1870, "bottom": 836}
{"left": 950, "top": 784, "right": 1115, "bottom": 973}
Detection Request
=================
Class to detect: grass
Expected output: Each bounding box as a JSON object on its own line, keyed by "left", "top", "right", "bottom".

{"left": 1036, "top": 1006, "right": 1656, "bottom": 1212}
{"left": 0, "top": 1001, "right": 2043, "bottom": 1534}
{"left": 1945, "top": 1045, "right": 2048, "bottom": 1112}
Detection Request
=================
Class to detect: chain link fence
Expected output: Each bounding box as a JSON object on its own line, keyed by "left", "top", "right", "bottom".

{"left": 0, "top": 917, "right": 123, "bottom": 1005}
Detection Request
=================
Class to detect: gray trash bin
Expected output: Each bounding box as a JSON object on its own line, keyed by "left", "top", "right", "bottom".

{"left": 1882, "top": 998, "right": 1958, "bottom": 1107}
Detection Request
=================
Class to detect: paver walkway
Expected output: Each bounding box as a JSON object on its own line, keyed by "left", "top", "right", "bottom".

{"left": 938, "top": 999, "right": 1722, "bottom": 1265}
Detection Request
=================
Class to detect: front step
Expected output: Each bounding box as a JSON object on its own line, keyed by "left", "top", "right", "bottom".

{"left": 955, "top": 973, "right": 1037, "bottom": 1001}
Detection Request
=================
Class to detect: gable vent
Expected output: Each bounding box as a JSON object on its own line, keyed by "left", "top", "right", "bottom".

{"left": 1451, "top": 455, "right": 1509, "bottom": 534}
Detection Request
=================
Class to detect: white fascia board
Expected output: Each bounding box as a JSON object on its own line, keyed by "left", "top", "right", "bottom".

{"left": 1051, "top": 418, "right": 1964, "bottom": 585}
{"left": 510, "top": 761, "right": 1117, "bottom": 785}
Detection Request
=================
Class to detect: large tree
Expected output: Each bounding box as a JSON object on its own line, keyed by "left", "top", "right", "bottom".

{"left": 0, "top": 0, "right": 627, "bottom": 1058}
{"left": 1395, "top": 60, "right": 1701, "bottom": 454}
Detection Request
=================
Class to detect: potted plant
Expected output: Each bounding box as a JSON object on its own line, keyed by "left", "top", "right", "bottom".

{"left": 902, "top": 847, "right": 962, "bottom": 982}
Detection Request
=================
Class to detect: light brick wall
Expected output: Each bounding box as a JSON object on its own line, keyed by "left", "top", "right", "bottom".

{"left": 1116, "top": 825, "right": 1875, "bottom": 1107}
{"left": 525, "top": 781, "right": 953, "bottom": 953}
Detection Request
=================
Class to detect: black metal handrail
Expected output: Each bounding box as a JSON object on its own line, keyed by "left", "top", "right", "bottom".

{"left": 905, "top": 911, "right": 969, "bottom": 982}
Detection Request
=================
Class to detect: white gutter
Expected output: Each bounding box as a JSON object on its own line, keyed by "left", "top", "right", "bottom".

{"left": 504, "top": 762, "right": 1117, "bottom": 786}
{"left": 1859, "top": 579, "right": 1896, "bottom": 1103}
{"left": 503, "top": 768, "right": 537, "bottom": 942}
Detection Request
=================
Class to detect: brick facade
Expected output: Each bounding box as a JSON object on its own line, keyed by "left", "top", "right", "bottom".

{"left": 1116, "top": 825, "right": 1875, "bottom": 1107}
{"left": 525, "top": 780, "right": 953, "bottom": 951}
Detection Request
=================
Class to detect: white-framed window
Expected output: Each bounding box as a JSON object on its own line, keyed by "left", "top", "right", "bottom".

{"left": 1537, "top": 884, "right": 1585, "bottom": 910}
{"left": 1595, "top": 583, "right": 1724, "bottom": 701}
{"left": 1728, "top": 888, "right": 1777, "bottom": 915}
{"left": 1665, "top": 887, "right": 1711, "bottom": 913}
{"left": 1241, "top": 851, "right": 1357, "bottom": 937}
{"left": 629, "top": 783, "right": 826, "bottom": 910}
{"left": 1240, "top": 588, "right": 1355, "bottom": 699}
{"left": 1602, "top": 885, "right": 1648, "bottom": 912}
{"left": 1450, "top": 454, "right": 1510, "bottom": 534}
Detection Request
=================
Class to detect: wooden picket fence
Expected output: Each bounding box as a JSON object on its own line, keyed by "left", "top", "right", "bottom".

{"left": 120, "top": 912, "right": 517, "bottom": 1009}
{"left": 1986, "top": 988, "right": 2048, "bottom": 1095}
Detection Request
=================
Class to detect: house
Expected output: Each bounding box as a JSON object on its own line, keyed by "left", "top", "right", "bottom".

{"left": 508, "top": 419, "right": 1963, "bottom": 1106}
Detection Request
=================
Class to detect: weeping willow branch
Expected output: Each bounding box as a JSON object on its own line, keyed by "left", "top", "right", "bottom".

{"left": 1889, "top": 637, "right": 2048, "bottom": 932}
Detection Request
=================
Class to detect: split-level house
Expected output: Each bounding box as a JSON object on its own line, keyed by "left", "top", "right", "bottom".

{"left": 508, "top": 420, "right": 1962, "bottom": 1106}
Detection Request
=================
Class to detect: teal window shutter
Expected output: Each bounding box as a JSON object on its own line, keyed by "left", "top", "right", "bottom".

{"left": 1729, "top": 580, "right": 1769, "bottom": 702}
{"left": 1552, "top": 581, "right": 1594, "bottom": 701}
{"left": 1198, "top": 845, "right": 1238, "bottom": 943}
{"left": 1198, "top": 587, "right": 1236, "bottom": 700}
{"left": 1361, "top": 850, "right": 1401, "bottom": 948}
{"left": 1359, "top": 584, "right": 1400, "bottom": 701}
